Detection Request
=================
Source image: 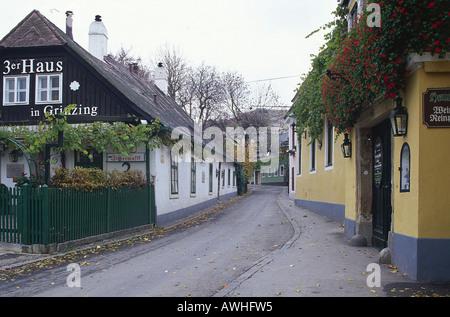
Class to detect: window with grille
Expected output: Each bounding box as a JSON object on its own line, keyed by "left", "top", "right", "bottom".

{"left": 36, "top": 74, "right": 62, "bottom": 104}
{"left": 191, "top": 156, "right": 196, "bottom": 194}
{"left": 171, "top": 155, "right": 179, "bottom": 195}
{"left": 3, "top": 75, "right": 29, "bottom": 105}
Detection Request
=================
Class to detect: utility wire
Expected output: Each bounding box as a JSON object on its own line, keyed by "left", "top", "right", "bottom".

{"left": 246, "top": 75, "right": 301, "bottom": 83}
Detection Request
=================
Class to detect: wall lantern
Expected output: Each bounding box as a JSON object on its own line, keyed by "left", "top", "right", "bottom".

{"left": 291, "top": 123, "right": 308, "bottom": 139}
{"left": 341, "top": 133, "right": 352, "bottom": 158}
{"left": 390, "top": 96, "right": 408, "bottom": 137}
{"left": 9, "top": 150, "right": 19, "bottom": 162}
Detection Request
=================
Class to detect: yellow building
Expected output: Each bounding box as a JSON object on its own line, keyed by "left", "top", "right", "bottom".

{"left": 291, "top": 53, "right": 450, "bottom": 282}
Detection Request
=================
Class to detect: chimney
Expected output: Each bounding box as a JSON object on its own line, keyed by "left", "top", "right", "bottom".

{"left": 129, "top": 62, "right": 139, "bottom": 74}
{"left": 65, "top": 11, "right": 74, "bottom": 40}
{"left": 88, "top": 15, "right": 108, "bottom": 61}
{"left": 154, "top": 62, "right": 168, "bottom": 94}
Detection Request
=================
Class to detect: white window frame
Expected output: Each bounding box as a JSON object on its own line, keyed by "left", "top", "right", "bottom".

{"left": 208, "top": 163, "right": 214, "bottom": 194}
{"left": 280, "top": 165, "right": 284, "bottom": 177}
{"left": 35, "top": 73, "right": 63, "bottom": 104}
{"left": 170, "top": 154, "right": 179, "bottom": 197}
{"left": 297, "top": 136, "right": 302, "bottom": 176}
{"left": 232, "top": 170, "right": 236, "bottom": 187}
{"left": 325, "top": 119, "right": 334, "bottom": 170}
{"left": 310, "top": 138, "right": 316, "bottom": 174}
{"left": 3, "top": 75, "right": 30, "bottom": 105}
{"left": 190, "top": 156, "right": 196, "bottom": 196}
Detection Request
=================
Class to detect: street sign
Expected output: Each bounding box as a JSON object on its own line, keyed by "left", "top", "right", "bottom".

{"left": 106, "top": 153, "right": 145, "bottom": 162}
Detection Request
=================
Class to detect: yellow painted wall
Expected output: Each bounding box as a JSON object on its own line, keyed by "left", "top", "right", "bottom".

{"left": 295, "top": 128, "right": 347, "bottom": 207}
{"left": 394, "top": 61, "right": 450, "bottom": 239}
{"left": 418, "top": 64, "right": 450, "bottom": 238}
{"left": 343, "top": 132, "right": 357, "bottom": 222}
{"left": 393, "top": 69, "right": 420, "bottom": 238}
{"left": 294, "top": 56, "right": 450, "bottom": 241}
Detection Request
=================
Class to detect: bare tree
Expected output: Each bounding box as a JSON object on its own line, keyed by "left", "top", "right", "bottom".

{"left": 124, "top": 44, "right": 285, "bottom": 132}
{"left": 111, "top": 46, "right": 152, "bottom": 82}
{"left": 178, "top": 63, "right": 225, "bottom": 128}
{"left": 249, "top": 83, "right": 282, "bottom": 111}
{"left": 150, "top": 44, "right": 188, "bottom": 101}
{"left": 222, "top": 71, "right": 251, "bottom": 123}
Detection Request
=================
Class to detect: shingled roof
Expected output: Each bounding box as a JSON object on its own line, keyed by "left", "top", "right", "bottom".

{"left": 0, "top": 10, "right": 67, "bottom": 48}
{"left": 0, "top": 10, "right": 195, "bottom": 131}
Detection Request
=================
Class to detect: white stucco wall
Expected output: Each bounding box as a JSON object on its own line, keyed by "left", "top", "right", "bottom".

{"left": 149, "top": 145, "right": 237, "bottom": 216}
{"left": 0, "top": 144, "right": 237, "bottom": 218}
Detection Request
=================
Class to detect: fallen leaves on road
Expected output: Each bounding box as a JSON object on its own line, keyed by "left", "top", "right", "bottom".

{"left": 0, "top": 191, "right": 252, "bottom": 283}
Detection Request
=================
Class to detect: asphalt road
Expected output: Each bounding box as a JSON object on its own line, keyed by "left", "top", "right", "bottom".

{"left": 0, "top": 186, "right": 292, "bottom": 297}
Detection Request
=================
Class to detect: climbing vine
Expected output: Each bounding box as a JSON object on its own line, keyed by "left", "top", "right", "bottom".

{"left": 0, "top": 104, "right": 162, "bottom": 158}
{"left": 292, "top": 0, "right": 450, "bottom": 137}
{"left": 291, "top": 5, "right": 348, "bottom": 141}
{"left": 323, "top": 0, "right": 449, "bottom": 134}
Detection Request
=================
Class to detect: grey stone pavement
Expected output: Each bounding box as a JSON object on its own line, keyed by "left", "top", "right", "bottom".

{"left": 214, "top": 187, "right": 450, "bottom": 297}
{"left": 1, "top": 186, "right": 449, "bottom": 297}
{"left": 216, "top": 187, "right": 409, "bottom": 297}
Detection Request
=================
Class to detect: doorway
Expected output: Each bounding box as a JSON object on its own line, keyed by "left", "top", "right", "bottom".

{"left": 371, "top": 120, "right": 392, "bottom": 249}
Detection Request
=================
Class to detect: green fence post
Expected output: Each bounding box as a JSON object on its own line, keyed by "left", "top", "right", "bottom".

{"left": 150, "top": 184, "right": 156, "bottom": 225}
{"left": 41, "top": 185, "right": 50, "bottom": 245}
{"left": 106, "top": 187, "right": 111, "bottom": 233}
{"left": 21, "top": 184, "right": 30, "bottom": 245}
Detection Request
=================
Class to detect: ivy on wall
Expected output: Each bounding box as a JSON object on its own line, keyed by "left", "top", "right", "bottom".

{"left": 291, "top": 5, "right": 348, "bottom": 141}
{"left": 292, "top": 0, "right": 450, "bottom": 138}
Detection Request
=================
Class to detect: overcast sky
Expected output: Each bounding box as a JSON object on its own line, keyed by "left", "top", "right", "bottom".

{"left": 0, "top": 0, "right": 338, "bottom": 106}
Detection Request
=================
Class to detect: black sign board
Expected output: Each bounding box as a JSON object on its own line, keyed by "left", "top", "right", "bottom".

{"left": 2, "top": 57, "right": 63, "bottom": 75}
{"left": 1, "top": 53, "right": 134, "bottom": 124}
{"left": 373, "top": 137, "right": 383, "bottom": 189}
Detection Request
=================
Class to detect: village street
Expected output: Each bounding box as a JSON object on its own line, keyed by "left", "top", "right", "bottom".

{"left": 2, "top": 186, "right": 447, "bottom": 299}
{"left": 0, "top": 187, "right": 294, "bottom": 297}
{"left": 4, "top": 186, "right": 450, "bottom": 298}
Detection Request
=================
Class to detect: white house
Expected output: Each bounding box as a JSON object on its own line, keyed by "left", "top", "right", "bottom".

{"left": 0, "top": 10, "right": 238, "bottom": 226}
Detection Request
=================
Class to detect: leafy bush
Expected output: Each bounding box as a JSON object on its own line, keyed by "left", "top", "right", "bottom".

{"left": 50, "top": 167, "right": 147, "bottom": 191}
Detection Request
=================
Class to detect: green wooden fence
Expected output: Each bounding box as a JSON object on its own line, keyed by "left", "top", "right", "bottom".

{"left": 0, "top": 185, "right": 21, "bottom": 244}
{"left": 0, "top": 184, "right": 155, "bottom": 246}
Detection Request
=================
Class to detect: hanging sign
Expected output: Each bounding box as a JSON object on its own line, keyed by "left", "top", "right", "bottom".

{"left": 373, "top": 137, "right": 383, "bottom": 189}
{"left": 423, "top": 88, "right": 450, "bottom": 128}
{"left": 107, "top": 153, "right": 145, "bottom": 162}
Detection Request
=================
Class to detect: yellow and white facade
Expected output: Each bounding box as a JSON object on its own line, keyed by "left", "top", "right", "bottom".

{"left": 290, "top": 53, "right": 450, "bottom": 282}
